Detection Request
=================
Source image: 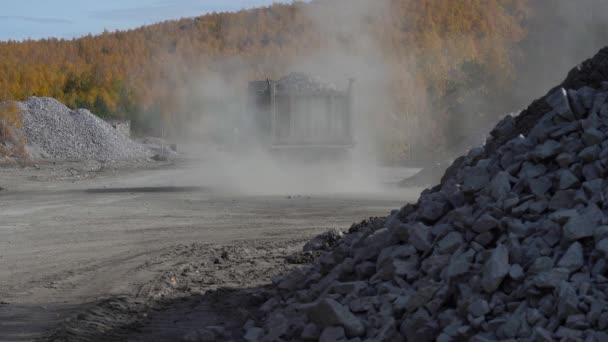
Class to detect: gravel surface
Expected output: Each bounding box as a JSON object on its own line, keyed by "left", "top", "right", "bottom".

{"left": 19, "top": 97, "right": 151, "bottom": 161}
{"left": 240, "top": 47, "right": 608, "bottom": 341}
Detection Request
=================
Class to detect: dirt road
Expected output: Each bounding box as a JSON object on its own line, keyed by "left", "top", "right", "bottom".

{"left": 0, "top": 159, "right": 421, "bottom": 341}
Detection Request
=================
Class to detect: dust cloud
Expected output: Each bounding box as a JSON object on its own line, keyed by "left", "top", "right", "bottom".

{"left": 163, "top": 0, "right": 406, "bottom": 196}
{"left": 158, "top": 0, "right": 608, "bottom": 195}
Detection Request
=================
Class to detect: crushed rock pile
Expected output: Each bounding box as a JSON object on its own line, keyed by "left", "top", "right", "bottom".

{"left": 276, "top": 72, "right": 340, "bottom": 95}
{"left": 245, "top": 48, "right": 608, "bottom": 341}
{"left": 19, "top": 97, "right": 150, "bottom": 161}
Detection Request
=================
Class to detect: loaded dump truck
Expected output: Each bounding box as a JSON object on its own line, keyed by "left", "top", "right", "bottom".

{"left": 247, "top": 73, "right": 354, "bottom": 159}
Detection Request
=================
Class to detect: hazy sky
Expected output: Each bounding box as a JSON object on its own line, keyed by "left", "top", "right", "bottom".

{"left": 0, "top": 0, "right": 292, "bottom": 41}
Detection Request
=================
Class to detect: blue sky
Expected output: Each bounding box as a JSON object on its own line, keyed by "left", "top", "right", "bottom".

{"left": 0, "top": 1, "right": 292, "bottom": 41}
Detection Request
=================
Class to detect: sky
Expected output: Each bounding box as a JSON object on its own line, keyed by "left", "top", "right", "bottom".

{"left": 0, "top": 0, "right": 292, "bottom": 41}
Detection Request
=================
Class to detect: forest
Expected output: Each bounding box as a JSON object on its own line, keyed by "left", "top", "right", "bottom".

{"left": 1, "top": 0, "right": 607, "bottom": 160}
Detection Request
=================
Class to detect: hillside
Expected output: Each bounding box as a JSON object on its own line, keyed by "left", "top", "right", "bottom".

{"left": 1, "top": 0, "right": 605, "bottom": 160}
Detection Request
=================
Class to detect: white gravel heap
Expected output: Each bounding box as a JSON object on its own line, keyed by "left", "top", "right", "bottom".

{"left": 246, "top": 48, "right": 608, "bottom": 341}
{"left": 19, "top": 97, "right": 151, "bottom": 161}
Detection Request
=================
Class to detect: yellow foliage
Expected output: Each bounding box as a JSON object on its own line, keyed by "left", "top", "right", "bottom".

{"left": 0, "top": 102, "right": 26, "bottom": 159}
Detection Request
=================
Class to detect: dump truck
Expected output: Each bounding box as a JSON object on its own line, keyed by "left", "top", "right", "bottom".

{"left": 247, "top": 73, "right": 354, "bottom": 159}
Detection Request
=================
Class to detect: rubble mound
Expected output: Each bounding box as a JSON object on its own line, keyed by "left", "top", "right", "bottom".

{"left": 250, "top": 48, "right": 608, "bottom": 341}
{"left": 19, "top": 97, "right": 150, "bottom": 161}
{"left": 276, "top": 72, "right": 339, "bottom": 95}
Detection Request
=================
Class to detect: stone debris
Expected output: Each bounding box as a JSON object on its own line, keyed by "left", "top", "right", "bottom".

{"left": 241, "top": 48, "right": 608, "bottom": 341}
{"left": 275, "top": 72, "right": 339, "bottom": 96}
{"left": 19, "top": 97, "right": 151, "bottom": 161}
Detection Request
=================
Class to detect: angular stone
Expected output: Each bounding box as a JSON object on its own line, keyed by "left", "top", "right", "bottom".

{"left": 531, "top": 139, "right": 562, "bottom": 159}
{"left": 528, "top": 177, "right": 552, "bottom": 196}
{"left": 556, "top": 152, "right": 575, "bottom": 167}
{"left": 582, "top": 127, "right": 605, "bottom": 146}
{"left": 548, "top": 208, "right": 578, "bottom": 224}
{"left": 244, "top": 327, "right": 264, "bottom": 342}
{"left": 308, "top": 299, "right": 365, "bottom": 337}
{"left": 519, "top": 162, "right": 547, "bottom": 179}
{"left": 468, "top": 299, "right": 490, "bottom": 317}
{"left": 399, "top": 308, "right": 439, "bottom": 342}
{"left": 596, "top": 238, "right": 608, "bottom": 255}
{"left": 528, "top": 256, "right": 554, "bottom": 274}
{"left": 301, "top": 323, "right": 320, "bottom": 341}
{"left": 356, "top": 228, "right": 399, "bottom": 260}
{"left": 331, "top": 281, "right": 368, "bottom": 295}
{"left": 408, "top": 223, "right": 432, "bottom": 252}
{"left": 481, "top": 245, "right": 509, "bottom": 293}
{"left": 559, "top": 170, "right": 580, "bottom": 190}
{"left": 548, "top": 190, "right": 576, "bottom": 210}
{"left": 563, "top": 208, "right": 601, "bottom": 241}
{"left": 579, "top": 145, "right": 601, "bottom": 163}
{"left": 379, "top": 259, "right": 419, "bottom": 281}
{"left": 557, "top": 242, "right": 584, "bottom": 271}
{"left": 405, "top": 282, "right": 441, "bottom": 313}
{"left": 568, "top": 89, "right": 586, "bottom": 117}
{"left": 418, "top": 200, "right": 449, "bottom": 223}
{"left": 557, "top": 282, "right": 580, "bottom": 319}
{"left": 437, "top": 232, "right": 464, "bottom": 254}
{"left": 547, "top": 88, "right": 575, "bottom": 120}
{"left": 509, "top": 264, "right": 524, "bottom": 280}
{"left": 533, "top": 268, "right": 570, "bottom": 288}
{"left": 472, "top": 213, "right": 499, "bottom": 233}
{"left": 444, "top": 251, "right": 473, "bottom": 280}
{"left": 490, "top": 171, "right": 511, "bottom": 200}
{"left": 319, "top": 326, "right": 345, "bottom": 342}
{"left": 463, "top": 166, "right": 490, "bottom": 193}
{"left": 377, "top": 245, "right": 417, "bottom": 269}
{"left": 533, "top": 327, "right": 553, "bottom": 342}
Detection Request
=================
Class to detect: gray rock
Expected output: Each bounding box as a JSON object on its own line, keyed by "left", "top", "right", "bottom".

{"left": 528, "top": 256, "right": 554, "bottom": 274}
{"left": 582, "top": 127, "right": 605, "bottom": 146}
{"left": 557, "top": 282, "right": 580, "bottom": 319}
{"left": 596, "top": 238, "right": 608, "bottom": 255}
{"left": 244, "top": 327, "right": 264, "bottom": 342}
{"left": 20, "top": 97, "right": 151, "bottom": 161}
{"left": 533, "top": 268, "right": 570, "bottom": 288}
{"left": 418, "top": 200, "right": 449, "bottom": 223}
{"left": 519, "top": 162, "right": 547, "bottom": 179}
{"left": 528, "top": 177, "right": 552, "bottom": 196}
{"left": 481, "top": 245, "right": 510, "bottom": 293}
{"left": 319, "top": 326, "right": 345, "bottom": 342}
{"left": 301, "top": 323, "right": 320, "bottom": 341}
{"left": 445, "top": 252, "right": 472, "bottom": 279}
{"left": 533, "top": 327, "right": 553, "bottom": 342}
{"left": 563, "top": 207, "right": 601, "bottom": 241}
{"left": 549, "top": 190, "right": 577, "bottom": 210}
{"left": 331, "top": 281, "right": 368, "bottom": 295}
{"left": 556, "top": 152, "right": 576, "bottom": 167}
{"left": 559, "top": 170, "right": 580, "bottom": 190}
{"left": 468, "top": 299, "right": 490, "bottom": 317}
{"left": 509, "top": 264, "right": 524, "bottom": 280}
{"left": 472, "top": 213, "right": 499, "bottom": 233}
{"left": 407, "top": 223, "right": 432, "bottom": 252}
{"left": 579, "top": 145, "right": 601, "bottom": 163}
{"left": 568, "top": 89, "right": 587, "bottom": 117}
{"left": 405, "top": 282, "right": 441, "bottom": 313}
{"left": 546, "top": 88, "right": 574, "bottom": 121}
{"left": 531, "top": 139, "right": 562, "bottom": 159}
{"left": 437, "top": 232, "right": 464, "bottom": 254}
{"left": 490, "top": 171, "right": 512, "bottom": 200}
{"left": 557, "top": 242, "right": 584, "bottom": 271}
{"left": 463, "top": 166, "right": 490, "bottom": 193}
{"left": 399, "top": 308, "right": 438, "bottom": 342}
{"left": 308, "top": 298, "right": 365, "bottom": 337}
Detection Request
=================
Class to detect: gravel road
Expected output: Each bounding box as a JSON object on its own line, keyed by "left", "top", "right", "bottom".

{"left": 0, "top": 158, "right": 421, "bottom": 341}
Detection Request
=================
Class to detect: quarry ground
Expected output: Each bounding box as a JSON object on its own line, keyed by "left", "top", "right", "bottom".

{"left": 0, "top": 155, "right": 421, "bottom": 341}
